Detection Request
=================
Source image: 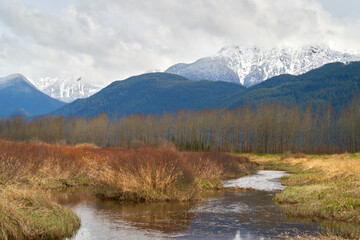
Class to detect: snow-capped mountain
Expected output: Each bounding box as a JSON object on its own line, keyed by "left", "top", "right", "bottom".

{"left": 166, "top": 45, "right": 360, "bottom": 87}
{"left": 0, "top": 73, "right": 36, "bottom": 90}
{"left": 0, "top": 73, "right": 65, "bottom": 117}
{"left": 32, "top": 75, "right": 101, "bottom": 102}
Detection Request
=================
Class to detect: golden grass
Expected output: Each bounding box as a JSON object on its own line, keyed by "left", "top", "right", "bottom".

{"left": 94, "top": 148, "right": 197, "bottom": 201}
{"left": 245, "top": 152, "right": 360, "bottom": 239}
{"left": 73, "top": 143, "right": 100, "bottom": 149}
{"left": 94, "top": 150, "right": 255, "bottom": 201}
{"left": 0, "top": 185, "right": 80, "bottom": 240}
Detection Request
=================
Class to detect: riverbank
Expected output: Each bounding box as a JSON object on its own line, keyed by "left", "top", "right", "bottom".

{"left": 240, "top": 152, "right": 360, "bottom": 239}
{"left": 0, "top": 140, "right": 256, "bottom": 239}
{"left": 0, "top": 185, "right": 80, "bottom": 239}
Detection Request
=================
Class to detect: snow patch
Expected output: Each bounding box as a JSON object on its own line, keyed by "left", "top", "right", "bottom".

{"left": 31, "top": 74, "right": 101, "bottom": 102}
{"left": 166, "top": 45, "right": 360, "bottom": 87}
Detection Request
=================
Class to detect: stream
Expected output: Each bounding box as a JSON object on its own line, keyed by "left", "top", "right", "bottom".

{"left": 55, "top": 171, "right": 323, "bottom": 240}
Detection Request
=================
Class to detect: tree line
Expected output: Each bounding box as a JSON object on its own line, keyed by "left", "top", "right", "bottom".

{"left": 1, "top": 95, "right": 359, "bottom": 154}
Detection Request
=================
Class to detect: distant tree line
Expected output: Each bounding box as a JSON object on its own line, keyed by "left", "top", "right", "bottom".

{"left": 1, "top": 95, "right": 359, "bottom": 154}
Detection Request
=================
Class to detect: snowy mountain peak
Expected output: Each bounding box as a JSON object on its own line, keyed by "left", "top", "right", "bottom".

{"left": 0, "top": 73, "right": 36, "bottom": 90}
{"left": 32, "top": 75, "right": 101, "bottom": 102}
{"left": 166, "top": 45, "right": 360, "bottom": 87}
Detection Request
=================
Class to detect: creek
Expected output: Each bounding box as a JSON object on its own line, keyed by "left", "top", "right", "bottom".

{"left": 56, "top": 171, "right": 322, "bottom": 240}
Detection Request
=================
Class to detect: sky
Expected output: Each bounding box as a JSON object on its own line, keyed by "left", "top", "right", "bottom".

{"left": 0, "top": 0, "right": 360, "bottom": 86}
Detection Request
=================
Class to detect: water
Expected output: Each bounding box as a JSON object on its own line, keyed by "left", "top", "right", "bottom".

{"left": 224, "top": 170, "right": 288, "bottom": 191}
{"left": 54, "top": 171, "right": 322, "bottom": 240}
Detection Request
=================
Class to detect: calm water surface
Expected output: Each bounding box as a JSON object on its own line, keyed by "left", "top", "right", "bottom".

{"left": 56, "top": 171, "right": 322, "bottom": 240}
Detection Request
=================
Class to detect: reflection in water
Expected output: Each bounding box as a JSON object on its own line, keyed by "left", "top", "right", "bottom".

{"left": 92, "top": 200, "right": 197, "bottom": 234}
{"left": 52, "top": 171, "right": 329, "bottom": 240}
{"left": 54, "top": 188, "right": 196, "bottom": 239}
{"left": 180, "top": 191, "right": 321, "bottom": 239}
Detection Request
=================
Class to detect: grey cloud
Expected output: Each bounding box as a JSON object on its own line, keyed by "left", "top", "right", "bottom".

{"left": 0, "top": 0, "right": 359, "bottom": 86}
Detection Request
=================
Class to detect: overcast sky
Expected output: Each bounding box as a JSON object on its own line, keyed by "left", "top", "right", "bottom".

{"left": 0, "top": 0, "right": 360, "bottom": 86}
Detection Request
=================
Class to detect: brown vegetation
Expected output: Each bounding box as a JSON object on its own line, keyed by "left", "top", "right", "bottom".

{"left": 90, "top": 148, "right": 255, "bottom": 201}
{"left": 0, "top": 139, "right": 254, "bottom": 199}
{"left": 0, "top": 140, "right": 255, "bottom": 239}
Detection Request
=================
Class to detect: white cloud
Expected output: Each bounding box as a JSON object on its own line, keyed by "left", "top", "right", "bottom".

{"left": 0, "top": 0, "right": 359, "bottom": 86}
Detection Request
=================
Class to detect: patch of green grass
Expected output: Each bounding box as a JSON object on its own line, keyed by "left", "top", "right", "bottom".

{"left": 25, "top": 207, "right": 80, "bottom": 239}
{"left": 349, "top": 152, "right": 360, "bottom": 158}
{"left": 198, "top": 179, "right": 222, "bottom": 189}
{"left": 252, "top": 153, "right": 282, "bottom": 157}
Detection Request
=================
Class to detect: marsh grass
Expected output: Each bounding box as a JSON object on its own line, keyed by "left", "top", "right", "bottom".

{"left": 0, "top": 140, "right": 255, "bottom": 201}
{"left": 94, "top": 148, "right": 197, "bottom": 201}
{"left": 0, "top": 185, "right": 80, "bottom": 240}
{"left": 187, "top": 152, "right": 256, "bottom": 189}
{"left": 0, "top": 140, "right": 255, "bottom": 238}
{"left": 247, "top": 152, "right": 360, "bottom": 238}
{"left": 94, "top": 150, "right": 255, "bottom": 201}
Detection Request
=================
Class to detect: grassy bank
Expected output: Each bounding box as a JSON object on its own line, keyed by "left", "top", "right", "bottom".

{"left": 243, "top": 152, "right": 360, "bottom": 239}
{"left": 0, "top": 185, "right": 80, "bottom": 239}
{"left": 0, "top": 140, "right": 256, "bottom": 239}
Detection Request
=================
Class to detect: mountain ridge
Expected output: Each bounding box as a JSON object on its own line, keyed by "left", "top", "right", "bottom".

{"left": 166, "top": 45, "right": 360, "bottom": 87}
{"left": 0, "top": 74, "right": 65, "bottom": 117}
{"left": 52, "top": 61, "right": 360, "bottom": 117}
{"left": 31, "top": 75, "right": 100, "bottom": 102}
{"left": 52, "top": 72, "right": 246, "bottom": 117}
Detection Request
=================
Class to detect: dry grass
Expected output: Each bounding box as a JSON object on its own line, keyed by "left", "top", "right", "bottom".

{"left": 94, "top": 148, "right": 197, "bottom": 201}
{"left": 0, "top": 140, "right": 256, "bottom": 238}
{"left": 0, "top": 140, "right": 255, "bottom": 238}
{"left": 186, "top": 152, "right": 256, "bottom": 189}
{"left": 0, "top": 140, "right": 255, "bottom": 201}
{"left": 0, "top": 185, "right": 79, "bottom": 240}
{"left": 0, "top": 139, "right": 95, "bottom": 187}
{"left": 94, "top": 150, "right": 256, "bottom": 201}
{"left": 246, "top": 152, "right": 360, "bottom": 239}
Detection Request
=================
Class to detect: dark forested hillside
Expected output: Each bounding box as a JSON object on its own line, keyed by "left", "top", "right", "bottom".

{"left": 53, "top": 72, "right": 246, "bottom": 117}
{"left": 52, "top": 62, "right": 360, "bottom": 117}
{"left": 0, "top": 74, "right": 65, "bottom": 117}
{"left": 229, "top": 62, "right": 360, "bottom": 109}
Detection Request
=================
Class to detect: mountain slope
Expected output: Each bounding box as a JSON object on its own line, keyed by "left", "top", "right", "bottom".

{"left": 53, "top": 73, "right": 246, "bottom": 117}
{"left": 166, "top": 45, "right": 360, "bottom": 87}
{"left": 32, "top": 75, "right": 100, "bottom": 102}
{"left": 0, "top": 74, "right": 65, "bottom": 117}
{"left": 54, "top": 62, "right": 360, "bottom": 117}
{"left": 167, "top": 58, "right": 240, "bottom": 84}
{"left": 228, "top": 61, "right": 360, "bottom": 109}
